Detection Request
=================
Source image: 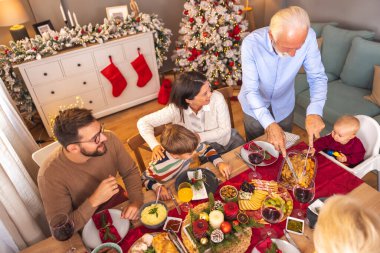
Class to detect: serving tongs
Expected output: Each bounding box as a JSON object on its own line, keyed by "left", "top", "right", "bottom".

{"left": 168, "top": 229, "right": 188, "bottom": 253}
{"left": 284, "top": 155, "right": 299, "bottom": 182}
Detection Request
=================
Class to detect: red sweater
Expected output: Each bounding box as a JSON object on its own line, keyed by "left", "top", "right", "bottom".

{"left": 314, "top": 134, "right": 365, "bottom": 167}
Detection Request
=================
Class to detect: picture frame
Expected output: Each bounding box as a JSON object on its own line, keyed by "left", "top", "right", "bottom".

{"left": 106, "top": 5, "right": 129, "bottom": 22}
{"left": 33, "top": 20, "right": 55, "bottom": 36}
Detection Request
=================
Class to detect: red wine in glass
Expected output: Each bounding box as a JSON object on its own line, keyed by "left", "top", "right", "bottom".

{"left": 262, "top": 207, "right": 282, "bottom": 223}
{"left": 50, "top": 214, "right": 76, "bottom": 253}
{"left": 260, "top": 196, "right": 284, "bottom": 239}
{"left": 292, "top": 180, "right": 315, "bottom": 218}
{"left": 247, "top": 151, "right": 263, "bottom": 180}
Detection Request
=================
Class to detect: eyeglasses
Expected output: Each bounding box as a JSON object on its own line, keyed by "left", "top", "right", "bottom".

{"left": 71, "top": 124, "right": 105, "bottom": 145}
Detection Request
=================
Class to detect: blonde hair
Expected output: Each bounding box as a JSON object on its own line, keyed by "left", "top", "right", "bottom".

{"left": 160, "top": 124, "right": 199, "bottom": 155}
{"left": 269, "top": 6, "right": 310, "bottom": 41}
{"left": 334, "top": 115, "right": 360, "bottom": 134}
{"left": 314, "top": 195, "right": 380, "bottom": 253}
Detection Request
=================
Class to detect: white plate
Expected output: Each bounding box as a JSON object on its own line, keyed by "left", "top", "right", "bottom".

{"left": 82, "top": 209, "right": 130, "bottom": 249}
{"left": 240, "top": 141, "right": 279, "bottom": 166}
{"left": 252, "top": 239, "right": 300, "bottom": 253}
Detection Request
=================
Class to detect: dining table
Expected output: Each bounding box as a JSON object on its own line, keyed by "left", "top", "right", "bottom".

{"left": 20, "top": 139, "right": 380, "bottom": 253}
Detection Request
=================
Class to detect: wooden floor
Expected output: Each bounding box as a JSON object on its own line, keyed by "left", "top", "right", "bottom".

{"left": 30, "top": 96, "right": 378, "bottom": 190}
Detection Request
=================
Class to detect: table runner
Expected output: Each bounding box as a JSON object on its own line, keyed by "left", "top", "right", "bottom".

{"left": 120, "top": 142, "right": 363, "bottom": 252}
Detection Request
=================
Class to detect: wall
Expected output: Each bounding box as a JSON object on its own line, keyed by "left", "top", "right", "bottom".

{"left": 287, "top": 0, "right": 380, "bottom": 40}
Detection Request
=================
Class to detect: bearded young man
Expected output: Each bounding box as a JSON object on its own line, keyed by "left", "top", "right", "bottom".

{"left": 38, "top": 108, "right": 143, "bottom": 231}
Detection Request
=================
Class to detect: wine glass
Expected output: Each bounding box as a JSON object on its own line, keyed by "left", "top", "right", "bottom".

{"left": 292, "top": 179, "right": 315, "bottom": 219}
{"left": 49, "top": 213, "right": 76, "bottom": 253}
{"left": 177, "top": 182, "right": 193, "bottom": 212}
{"left": 260, "top": 195, "right": 284, "bottom": 239}
{"left": 247, "top": 142, "right": 264, "bottom": 180}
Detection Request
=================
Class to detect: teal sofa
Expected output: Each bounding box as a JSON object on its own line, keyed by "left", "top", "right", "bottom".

{"left": 294, "top": 24, "right": 380, "bottom": 133}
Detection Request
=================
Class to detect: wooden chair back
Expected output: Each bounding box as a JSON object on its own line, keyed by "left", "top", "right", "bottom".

{"left": 216, "top": 86, "right": 235, "bottom": 128}
{"left": 127, "top": 125, "right": 165, "bottom": 174}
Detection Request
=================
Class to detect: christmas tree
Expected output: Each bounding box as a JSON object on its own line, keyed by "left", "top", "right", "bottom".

{"left": 173, "top": 0, "right": 249, "bottom": 87}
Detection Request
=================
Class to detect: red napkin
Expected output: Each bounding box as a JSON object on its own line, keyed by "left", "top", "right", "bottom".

{"left": 256, "top": 237, "right": 282, "bottom": 253}
{"left": 92, "top": 210, "right": 122, "bottom": 243}
{"left": 243, "top": 141, "right": 276, "bottom": 165}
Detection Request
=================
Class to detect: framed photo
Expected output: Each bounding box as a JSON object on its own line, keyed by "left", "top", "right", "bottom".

{"left": 33, "top": 20, "right": 55, "bottom": 36}
{"left": 106, "top": 5, "right": 129, "bottom": 22}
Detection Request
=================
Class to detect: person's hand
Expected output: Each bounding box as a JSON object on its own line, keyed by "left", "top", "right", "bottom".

{"left": 265, "top": 123, "right": 286, "bottom": 157}
{"left": 305, "top": 114, "right": 325, "bottom": 147}
{"left": 217, "top": 162, "right": 231, "bottom": 180}
{"left": 155, "top": 185, "right": 171, "bottom": 201}
{"left": 303, "top": 147, "right": 316, "bottom": 156}
{"left": 152, "top": 145, "right": 165, "bottom": 161}
{"left": 121, "top": 202, "right": 141, "bottom": 220}
{"left": 336, "top": 153, "right": 347, "bottom": 163}
{"left": 89, "top": 176, "right": 119, "bottom": 207}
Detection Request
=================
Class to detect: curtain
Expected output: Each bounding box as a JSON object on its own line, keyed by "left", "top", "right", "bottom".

{"left": 0, "top": 78, "right": 49, "bottom": 252}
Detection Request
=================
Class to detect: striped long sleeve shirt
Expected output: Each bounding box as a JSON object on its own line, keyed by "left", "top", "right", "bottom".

{"left": 142, "top": 143, "right": 223, "bottom": 190}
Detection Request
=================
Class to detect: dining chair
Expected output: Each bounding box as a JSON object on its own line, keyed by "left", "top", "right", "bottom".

{"left": 320, "top": 115, "right": 380, "bottom": 190}
{"left": 127, "top": 125, "right": 166, "bottom": 174}
{"left": 216, "top": 86, "right": 235, "bottom": 128}
{"left": 32, "top": 141, "right": 60, "bottom": 167}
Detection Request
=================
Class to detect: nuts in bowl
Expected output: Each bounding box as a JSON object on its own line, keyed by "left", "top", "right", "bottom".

{"left": 220, "top": 185, "right": 238, "bottom": 202}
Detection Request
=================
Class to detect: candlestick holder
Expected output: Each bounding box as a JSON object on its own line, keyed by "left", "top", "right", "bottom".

{"left": 64, "top": 20, "right": 71, "bottom": 29}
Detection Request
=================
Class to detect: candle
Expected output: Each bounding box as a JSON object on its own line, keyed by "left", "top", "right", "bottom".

{"left": 60, "top": 3, "right": 66, "bottom": 21}
{"left": 73, "top": 12, "right": 79, "bottom": 27}
{"left": 209, "top": 210, "right": 224, "bottom": 229}
{"left": 245, "top": 0, "right": 249, "bottom": 8}
{"left": 67, "top": 10, "right": 74, "bottom": 27}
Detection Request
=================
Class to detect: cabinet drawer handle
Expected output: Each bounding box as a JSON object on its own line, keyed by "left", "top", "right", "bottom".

{"left": 77, "top": 63, "right": 81, "bottom": 67}
{"left": 89, "top": 100, "right": 93, "bottom": 104}
{"left": 51, "top": 91, "right": 55, "bottom": 94}
{"left": 43, "top": 72, "right": 48, "bottom": 76}
{"left": 83, "top": 81, "right": 87, "bottom": 85}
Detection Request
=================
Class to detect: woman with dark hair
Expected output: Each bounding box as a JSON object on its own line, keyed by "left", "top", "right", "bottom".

{"left": 137, "top": 71, "right": 245, "bottom": 164}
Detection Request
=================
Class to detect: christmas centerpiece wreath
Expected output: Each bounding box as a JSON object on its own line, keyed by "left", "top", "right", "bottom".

{"left": 181, "top": 193, "right": 262, "bottom": 253}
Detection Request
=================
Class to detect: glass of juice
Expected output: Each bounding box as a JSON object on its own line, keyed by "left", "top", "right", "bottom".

{"left": 178, "top": 182, "right": 193, "bottom": 212}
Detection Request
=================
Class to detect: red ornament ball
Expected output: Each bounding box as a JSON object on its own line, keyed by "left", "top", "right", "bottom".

{"left": 189, "top": 18, "right": 195, "bottom": 23}
{"left": 220, "top": 221, "right": 232, "bottom": 234}
{"left": 229, "top": 61, "right": 235, "bottom": 67}
{"left": 183, "top": 10, "right": 189, "bottom": 15}
{"left": 232, "top": 220, "right": 239, "bottom": 226}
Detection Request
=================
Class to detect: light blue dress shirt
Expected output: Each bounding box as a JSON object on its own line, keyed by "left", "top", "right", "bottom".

{"left": 238, "top": 27, "right": 328, "bottom": 129}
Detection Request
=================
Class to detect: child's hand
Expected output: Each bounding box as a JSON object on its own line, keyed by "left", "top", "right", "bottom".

{"left": 336, "top": 153, "right": 347, "bottom": 163}
{"left": 152, "top": 145, "right": 165, "bottom": 162}
{"left": 217, "top": 162, "right": 231, "bottom": 180}
{"left": 154, "top": 185, "right": 171, "bottom": 201}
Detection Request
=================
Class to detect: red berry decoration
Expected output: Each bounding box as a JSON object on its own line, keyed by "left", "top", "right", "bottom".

{"left": 232, "top": 220, "right": 239, "bottom": 226}
{"left": 229, "top": 61, "right": 234, "bottom": 67}
{"left": 224, "top": 202, "right": 239, "bottom": 220}
{"left": 183, "top": 10, "right": 189, "bottom": 15}
{"left": 220, "top": 221, "right": 232, "bottom": 234}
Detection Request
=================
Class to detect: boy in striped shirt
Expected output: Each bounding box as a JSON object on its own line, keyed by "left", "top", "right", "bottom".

{"left": 142, "top": 124, "right": 231, "bottom": 200}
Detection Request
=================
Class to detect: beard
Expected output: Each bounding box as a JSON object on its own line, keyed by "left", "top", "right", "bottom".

{"left": 79, "top": 143, "right": 108, "bottom": 157}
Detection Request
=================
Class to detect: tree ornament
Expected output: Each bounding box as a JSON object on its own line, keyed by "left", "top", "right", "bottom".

{"left": 200, "top": 237, "right": 208, "bottom": 245}
{"left": 199, "top": 212, "right": 209, "bottom": 221}
{"left": 210, "top": 229, "right": 224, "bottom": 243}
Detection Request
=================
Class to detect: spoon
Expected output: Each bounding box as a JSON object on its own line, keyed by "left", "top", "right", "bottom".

{"left": 155, "top": 185, "right": 162, "bottom": 204}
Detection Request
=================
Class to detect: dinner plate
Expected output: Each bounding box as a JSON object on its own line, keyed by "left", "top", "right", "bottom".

{"left": 174, "top": 168, "right": 218, "bottom": 200}
{"left": 240, "top": 141, "right": 279, "bottom": 166}
{"left": 252, "top": 239, "right": 300, "bottom": 253}
{"left": 82, "top": 209, "right": 130, "bottom": 249}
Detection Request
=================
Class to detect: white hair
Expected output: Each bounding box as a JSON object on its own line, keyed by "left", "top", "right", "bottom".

{"left": 269, "top": 6, "right": 310, "bottom": 41}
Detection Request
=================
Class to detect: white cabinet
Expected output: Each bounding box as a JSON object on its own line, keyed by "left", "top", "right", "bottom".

{"left": 15, "top": 32, "right": 160, "bottom": 136}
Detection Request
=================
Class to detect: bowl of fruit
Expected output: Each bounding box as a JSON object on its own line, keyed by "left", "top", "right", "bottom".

{"left": 219, "top": 185, "right": 238, "bottom": 202}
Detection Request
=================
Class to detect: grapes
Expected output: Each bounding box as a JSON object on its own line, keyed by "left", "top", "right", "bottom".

{"left": 241, "top": 181, "right": 255, "bottom": 193}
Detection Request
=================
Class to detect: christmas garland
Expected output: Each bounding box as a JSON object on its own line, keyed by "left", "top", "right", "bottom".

{"left": 0, "top": 12, "right": 172, "bottom": 125}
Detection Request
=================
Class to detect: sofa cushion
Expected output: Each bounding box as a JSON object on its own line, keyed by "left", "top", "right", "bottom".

{"left": 364, "top": 65, "right": 380, "bottom": 106}
{"left": 296, "top": 80, "right": 380, "bottom": 125}
{"left": 372, "top": 114, "right": 380, "bottom": 125}
{"left": 321, "top": 25, "right": 375, "bottom": 80}
{"left": 311, "top": 22, "right": 338, "bottom": 38}
{"left": 295, "top": 74, "right": 309, "bottom": 95}
{"left": 340, "top": 38, "right": 380, "bottom": 89}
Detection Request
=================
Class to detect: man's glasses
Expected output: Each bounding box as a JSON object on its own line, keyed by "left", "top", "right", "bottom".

{"left": 71, "top": 124, "right": 105, "bottom": 145}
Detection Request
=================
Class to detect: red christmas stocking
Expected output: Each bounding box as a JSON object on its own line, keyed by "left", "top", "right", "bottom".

{"left": 157, "top": 78, "right": 172, "bottom": 105}
{"left": 131, "top": 51, "right": 152, "bottom": 87}
{"left": 101, "top": 56, "right": 127, "bottom": 97}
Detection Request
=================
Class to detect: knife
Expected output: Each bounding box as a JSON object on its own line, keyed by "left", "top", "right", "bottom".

{"left": 234, "top": 151, "right": 253, "bottom": 168}
{"left": 168, "top": 188, "right": 181, "bottom": 215}
{"left": 283, "top": 229, "right": 300, "bottom": 251}
{"left": 168, "top": 229, "right": 188, "bottom": 253}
